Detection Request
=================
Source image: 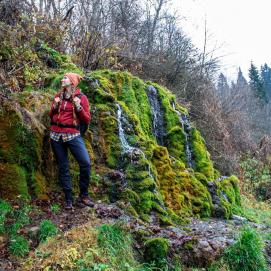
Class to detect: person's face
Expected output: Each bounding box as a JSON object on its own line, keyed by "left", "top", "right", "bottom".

{"left": 61, "top": 76, "right": 72, "bottom": 87}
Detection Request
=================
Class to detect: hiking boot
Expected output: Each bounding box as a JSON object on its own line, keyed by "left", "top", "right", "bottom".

{"left": 76, "top": 195, "right": 95, "bottom": 208}
{"left": 64, "top": 200, "right": 73, "bottom": 210}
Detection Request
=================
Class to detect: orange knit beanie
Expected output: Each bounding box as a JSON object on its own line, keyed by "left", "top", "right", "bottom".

{"left": 64, "top": 73, "right": 82, "bottom": 88}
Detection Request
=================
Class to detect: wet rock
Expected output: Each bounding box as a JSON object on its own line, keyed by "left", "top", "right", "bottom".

{"left": 106, "top": 170, "right": 125, "bottom": 180}
{"left": 232, "top": 214, "right": 247, "bottom": 224}
{"left": 95, "top": 204, "right": 124, "bottom": 219}
{"left": 207, "top": 181, "right": 228, "bottom": 218}
{"left": 27, "top": 226, "right": 40, "bottom": 238}
{"left": 146, "top": 85, "right": 165, "bottom": 146}
{"left": 83, "top": 76, "right": 100, "bottom": 89}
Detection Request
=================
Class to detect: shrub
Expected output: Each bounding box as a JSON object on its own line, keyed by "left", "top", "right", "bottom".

{"left": 50, "top": 203, "right": 61, "bottom": 214}
{"left": 38, "top": 219, "right": 58, "bottom": 243}
{"left": 0, "top": 200, "right": 12, "bottom": 234}
{"left": 223, "top": 226, "right": 268, "bottom": 271}
{"left": 8, "top": 234, "right": 29, "bottom": 257}
{"left": 240, "top": 157, "right": 271, "bottom": 199}
{"left": 7, "top": 205, "right": 31, "bottom": 236}
{"left": 143, "top": 238, "right": 169, "bottom": 268}
{"left": 97, "top": 223, "right": 136, "bottom": 269}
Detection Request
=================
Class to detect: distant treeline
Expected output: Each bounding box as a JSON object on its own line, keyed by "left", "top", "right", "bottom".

{"left": 217, "top": 63, "right": 271, "bottom": 104}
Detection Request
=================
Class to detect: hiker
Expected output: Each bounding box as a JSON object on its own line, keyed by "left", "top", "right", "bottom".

{"left": 49, "top": 72, "right": 94, "bottom": 210}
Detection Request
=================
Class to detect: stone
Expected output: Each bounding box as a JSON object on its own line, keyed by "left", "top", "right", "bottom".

{"left": 27, "top": 226, "right": 40, "bottom": 239}
{"left": 232, "top": 214, "right": 247, "bottom": 223}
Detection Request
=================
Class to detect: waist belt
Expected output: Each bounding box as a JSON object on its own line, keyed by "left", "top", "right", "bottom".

{"left": 51, "top": 121, "right": 79, "bottom": 129}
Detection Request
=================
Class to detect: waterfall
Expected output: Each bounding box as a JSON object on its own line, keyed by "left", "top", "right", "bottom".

{"left": 116, "top": 103, "right": 166, "bottom": 210}
{"left": 116, "top": 103, "right": 135, "bottom": 154}
{"left": 146, "top": 86, "right": 165, "bottom": 146}
{"left": 116, "top": 103, "right": 154, "bottom": 175}
{"left": 172, "top": 102, "right": 193, "bottom": 168}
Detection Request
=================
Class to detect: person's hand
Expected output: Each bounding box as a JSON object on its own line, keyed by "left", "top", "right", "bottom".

{"left": 73, "top": 96, "right": 81, "bottom": 107}
{"left": 53, "top": 97, "right": 60, "bottom": 109}
{"left": 54, "top": 97, "right": 60, "bottom": 103}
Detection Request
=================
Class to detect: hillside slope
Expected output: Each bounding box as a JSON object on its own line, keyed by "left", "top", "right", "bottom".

{"left": 0, "top": 62, "right": 240, "bottom": 223}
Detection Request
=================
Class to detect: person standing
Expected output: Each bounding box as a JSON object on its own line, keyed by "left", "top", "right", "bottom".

{"left": 49, "top": 72, "right": 94, "bottom": 210}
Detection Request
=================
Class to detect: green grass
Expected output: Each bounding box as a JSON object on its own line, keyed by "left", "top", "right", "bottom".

{"left": 224, "top": 226, "right": 267, "bottom": 271}
{"left": 50, "top": 203, "right": 61, "bottom": 214}
{"left": 38, "top": 219, "right": 58, "bottom": 243}
{"left": 0, "top": 200, "right": 12, "bottom": 234}
{"left": 0, "top": 200, "right": 33, "bottom": 258}
{"left": 7, "top": 205, "right": 31, "bottom": 236}
{"left": 8, "top": 234, "right": 29, "bottom": 257}
{"left": 209, "top": 226, "right": 268, "bottom": 271}
{"left": 97, "top": 223, "right": 137, "bottom": 270}
{"left": 237, "top": 194, "right": 271, "bottom": 226}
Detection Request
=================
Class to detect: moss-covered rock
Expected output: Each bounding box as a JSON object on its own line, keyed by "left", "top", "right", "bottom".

{"left": 0, "top": 163, "right": 29, "bottom": 200}
{"left": 144, "top": 237, "right": 169, "bottom": 265}
{"left": 190, "top": 128, "right": 215, "bottom": 181}
{"left": 1, "top": 67, "right": 241, "bottom": 221}
{"left": 216, "top": 175, "right": 241, "bottom": 219}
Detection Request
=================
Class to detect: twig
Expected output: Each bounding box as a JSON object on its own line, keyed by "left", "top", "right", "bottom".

{"left": 7, "top": 60, "right": 34, "bottom": 75}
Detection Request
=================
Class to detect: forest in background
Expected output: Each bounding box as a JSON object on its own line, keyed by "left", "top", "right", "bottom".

{"left": 2, "top": 1, "right": 271, "bottom": 270}
{"left": 1, "top": 0, "right": 271, "bottom": 201}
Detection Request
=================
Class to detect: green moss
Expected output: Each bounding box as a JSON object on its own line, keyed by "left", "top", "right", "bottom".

{"left": 93, "top": 106, "right": 122, "bottom": 168}
{"left": 183, "top": 239, "right": 197, "bottom": 250}
{"left": 0, "top": 65, "right": 241, "bottom": 223}
{"left": 151, "top": 145, "right": 213, "bottom": 218}
{"left": 135, "top": 177, "right": 156, "bottom": 191}
{"left": 39, "top": 43, "right": 79, "bottom": 71}
{"left": 165, "top": 126, "right": 186, "bottom": 163}
{"left": 158, "top": 214, "right": 173, "bottom": 226}
{"left": 43, "top": 72, "right": 64, "bottom": 90}
{"left": 31, "top": 171, "right": 49, "bottom": 200}
{"left": 190, "top": 128, "right": 214, "bottom": 180}
{"left": 0, "top": 163, "right": 29, "bottom": 200}
{"left": 148, "top": 82, "right": 183, "bottom": 129}
{"left": 185, "top": 176, "right": 212, "bottom": 217}
{"left": 138, "top": 190, "right": 155, "bottom": 214}
{"left": 121, "top": 189, "right": 140, "bottom": 206}
{"left": 0, "top": 112, "right": 38, "bottom": 171}
{"left": 216, "top": 175, "right": 241, "bottom": 219}
{"left": 0, "top": 44, "right": 13, "bottom": 60}
{"left": 194, "top": 172, "right": 209, "bottom": 186}
{"left": 214, "top": 168, "right": 221, "bottom": 179}
{"left": 124, "top": 204, "right": 139, "bottom": 217}
{"left": 144, "top": 237, "right": 169, "bottom": 265}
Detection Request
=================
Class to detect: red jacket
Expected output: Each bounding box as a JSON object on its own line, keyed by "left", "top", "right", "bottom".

{"left": 49, "top": 88, "right": 91, "bottom": 133}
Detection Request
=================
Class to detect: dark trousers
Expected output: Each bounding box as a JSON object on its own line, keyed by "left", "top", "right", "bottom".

{"left": 51, "top": 136, "right": 91, "bottom": 202}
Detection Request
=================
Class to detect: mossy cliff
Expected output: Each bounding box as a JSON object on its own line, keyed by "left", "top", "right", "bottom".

{"left": 0, "top": 63, "right": 241, "bottom": 222}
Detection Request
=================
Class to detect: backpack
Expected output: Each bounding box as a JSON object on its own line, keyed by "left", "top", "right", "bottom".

{"left": 75, "top": 93, "right": 89, "bottom": 137}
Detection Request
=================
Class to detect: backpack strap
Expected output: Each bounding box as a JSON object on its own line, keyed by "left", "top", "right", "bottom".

{"left": 73, "top": 92, "right": 86, "bottom": 123}
{"left": 74, "top": 92, "right": 89, "bottom": 136}
{"left": 75, "top": 93, "right": 85, "bottom": 98}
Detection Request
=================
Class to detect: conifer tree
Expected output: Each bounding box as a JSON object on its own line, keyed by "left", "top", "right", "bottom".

{"left": 260, "top": 63, "right": 271, "bottom": 101}
{"left": 248, "top": 62, "right": 267, "bottom": 102}
{"left": 236, "top": 67, "right": 248, "bottom": 89}
{"left": 217, "top": 73, "right": 229, "bottom": 95}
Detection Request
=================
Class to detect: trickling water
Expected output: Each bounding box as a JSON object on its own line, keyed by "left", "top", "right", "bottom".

{"left": 146, "top": 86, "right": 165, "bottom": 146}
{"left": 116, "top": 103, "right": 166, "bottom": 210}
{"left": 216, "top": 176, "right": 228, "bottom": 182}
{"left": 116, "top": 103, "right": 135, "bottom": 154}
{"left": 172, "top": 102, "right": 193, "bottom": 168}
{"left": 117, "top": 103, "right": 153, "bottom": 174}
{"left": 215, "top": 176, "right": 229, "bottom": 201}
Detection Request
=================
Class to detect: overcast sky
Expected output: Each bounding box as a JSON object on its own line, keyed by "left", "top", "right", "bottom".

{"left": 173, "top": 0, "right": 271, "bottom": 81}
